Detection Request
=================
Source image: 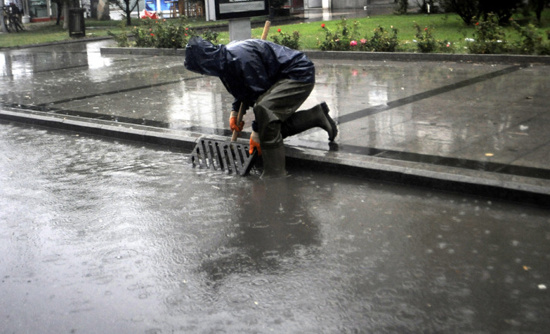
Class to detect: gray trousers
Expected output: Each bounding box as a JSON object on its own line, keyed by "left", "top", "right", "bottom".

{"left": 253, "top": 79, "right": 314, "bottom": 150}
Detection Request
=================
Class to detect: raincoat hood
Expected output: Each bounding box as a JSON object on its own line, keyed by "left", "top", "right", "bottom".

{"left": 184, "top": 37, "right": 226, "bottom": 76}
{"left": 184, "top": 37, "right": 315, "bottom": 112}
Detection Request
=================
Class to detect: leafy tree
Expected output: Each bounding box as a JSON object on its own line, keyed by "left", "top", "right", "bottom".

{"left": 109, "top": 0, "right": 139, "bottom": 26}
{"left": 395, "top": 0, "right": 409, "bottom": 14}
{"left": 440, "top": 0, "right": 523, "bottom": 25}
{"left": 440, "top": 0, "right": 478, "bottom": 25}
{"left": 529, "top": 0, "right": 550, "bottom": 23}
{"left": 478, "top": 0, "right": 523, "bottom": 23}
{"left": 1, "top": 0, "right": 7, "bottom": 33}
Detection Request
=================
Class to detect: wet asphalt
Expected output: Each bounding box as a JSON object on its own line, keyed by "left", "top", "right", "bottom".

{"left": 1, "top": 36, "right": 550, "bottom": 333}
{"left": 2, "top": 120, "right": 550, "bottom": 333}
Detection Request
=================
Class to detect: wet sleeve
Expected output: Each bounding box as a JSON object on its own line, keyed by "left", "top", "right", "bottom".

{"left": 232, "top": 100, "right": 249, "bottom": 114}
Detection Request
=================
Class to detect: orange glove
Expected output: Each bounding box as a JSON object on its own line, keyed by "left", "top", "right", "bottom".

{"left": 249, "top": 131, "right": 261, "bottom": 156}
{"left": 229, "top": 111, "right": 244, "bottom": 132}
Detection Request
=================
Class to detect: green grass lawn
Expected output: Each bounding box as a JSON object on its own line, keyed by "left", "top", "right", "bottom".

{"left": 0, "top": 20, "right": 118, "bottom": 48}
{"left": 2, "top": 10, "right": 550, "bottom": 53}
{"left": 255, "top": 11, "right": 550, "bottom": 53}
{"left": 256, "top": 14, "right": 470, "bottom": 51}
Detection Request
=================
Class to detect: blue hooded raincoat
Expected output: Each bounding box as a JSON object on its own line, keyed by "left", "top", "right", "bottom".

{"left": 184, "top": 37, "right": 315, "bottom": 112}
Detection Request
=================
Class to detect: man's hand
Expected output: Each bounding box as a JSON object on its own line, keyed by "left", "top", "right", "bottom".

{"left": 249, "top": 131, "right": 261, "bottom": 156}
{"left": 229, "top": 111, "right": 244, "bottom": 132}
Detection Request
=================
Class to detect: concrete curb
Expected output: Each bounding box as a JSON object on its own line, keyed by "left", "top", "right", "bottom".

{"left": 100, "top": 46, "right": 550, "bottom": 64}
{"left": 101, "top": 46, "right": 186, "bottom": 57}
{"left": 0, "top": 107, "right": 201, "bottom": 151}
{"left": 304, "top": 50, "right": 550, "bottom": 64}
{"left": 0, "top": 36, "right": 113, "bottom": 50}
{"left": 1, "top": 107, "right": 549, "bottom": 206}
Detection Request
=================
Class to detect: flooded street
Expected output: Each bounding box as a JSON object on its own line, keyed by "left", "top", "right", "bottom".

{"left": 1, "top": 122, "right": 549, "bottom": 333}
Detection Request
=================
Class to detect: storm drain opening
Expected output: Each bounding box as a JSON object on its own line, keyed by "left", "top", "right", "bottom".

{"left": 191, "top": 138, "right": 258, "bottom": 176}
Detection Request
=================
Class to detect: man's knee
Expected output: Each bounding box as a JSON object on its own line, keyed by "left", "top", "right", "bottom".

{"left": 253, "top": 97, "right": 292, "bottom": 149}
{"left": 259, "top": 121, "right": 283, "bottom": 150}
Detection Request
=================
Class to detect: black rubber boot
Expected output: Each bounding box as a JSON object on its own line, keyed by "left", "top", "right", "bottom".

{"left": 260, "top": 146, "right": 287, "bottom": 179}
{"left": 281, "top": 102, "right": 338, "bottom": 141}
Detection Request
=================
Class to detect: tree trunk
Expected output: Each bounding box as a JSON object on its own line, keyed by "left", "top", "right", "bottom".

{"left": 1, "top": 0, "right": 8, "bottom": 32}
{"left": 126, "top": 8, "right": 131, "bottom": 26}
{"left": 535, "top": 0, "right": 545, "bottom": 23}
{"left": 62, "top": 0, "right": 71, "bottom": 29}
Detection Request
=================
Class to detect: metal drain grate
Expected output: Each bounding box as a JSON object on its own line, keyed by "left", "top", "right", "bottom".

{"left": 191, "top": 138, "right": 258, "bottom": 176}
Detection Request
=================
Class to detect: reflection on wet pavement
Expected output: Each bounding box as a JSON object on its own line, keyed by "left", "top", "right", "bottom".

{"left": 1, "top": 40, "right": 550, "bottom": 183}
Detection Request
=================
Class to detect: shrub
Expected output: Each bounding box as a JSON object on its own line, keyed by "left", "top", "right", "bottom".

{"left": 108, "top": 21, "right": 131, "bottom": 47}
{"left": 271, "top": 29, "right": 301, "bottom": 49}
{"left": 132, "top": 24, "right": 157, "bottom": 48}
{"left": 413, "top": 22, "right": 455, "bottom": 53}
{"left": 414, "top": 22, "right": 438, "bottom": 52}
{"left": 467, "top": 14, "right": 509, "bottom": 54}
{"left": 510, "top": 19, "right": 550, "bottom": 55}
{"left": 364, "top": 26, "right": 400, "bottom": 52}
{"left": 156, "top": 21, "right": 192, "bottom": 48}
{"left": 110, "top": 18, "right": 218, "bottom": 49}
{"left": 318, "top": 18, "right": 361, "bottom": 51}
{"left": 132, "top": 18, "right": 195, "bottom": 49}
{"left": 201, "top": 29, "right": 219, "bottom": 44}
{"left": 319, "top": 19, "right": 400, "bottom": 52}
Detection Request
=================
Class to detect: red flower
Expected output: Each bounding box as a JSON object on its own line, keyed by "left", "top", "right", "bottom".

{"left": 321, "top": 23, "right": 326, "bottom": 28}
{"left": 350, "top": 40, "right": 357, "bottom": 47}
{"left": 278, "top": 28, "right": 282, "bottom": 33}
{"left": 424, "top": 27, "right": 428, "bottom": 31}
{"left": 475, "top": 22, "right": 479, "bottom": 26}
{"left": 150, "top": 33, "right": 155, "bottom": 37}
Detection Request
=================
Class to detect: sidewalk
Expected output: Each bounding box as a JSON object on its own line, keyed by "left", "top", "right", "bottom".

{"left": 1, "top": 40, "right": 549, "bottom": 204}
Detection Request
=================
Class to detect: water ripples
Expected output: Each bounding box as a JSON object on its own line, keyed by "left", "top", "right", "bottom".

{"left": 3, "top": 122, "right": 550, "bottom": 333}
